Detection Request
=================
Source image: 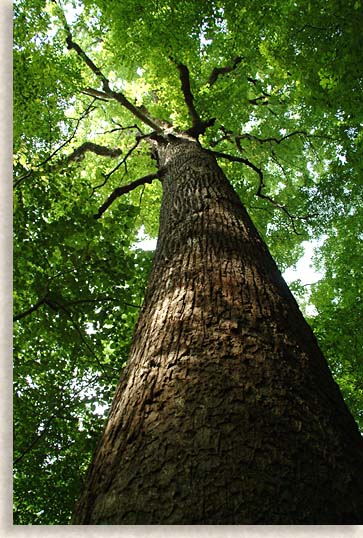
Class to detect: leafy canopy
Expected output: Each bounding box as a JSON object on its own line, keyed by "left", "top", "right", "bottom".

{"left": 13, "top": 0, "right": 363, "bottom": 524}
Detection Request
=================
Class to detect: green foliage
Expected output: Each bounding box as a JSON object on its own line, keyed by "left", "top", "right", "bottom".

{"left": 14, "top": 0, "right": 363, "bottom": 524}
{"left": 309, "top": 206, "right": 363, "bottom": 427}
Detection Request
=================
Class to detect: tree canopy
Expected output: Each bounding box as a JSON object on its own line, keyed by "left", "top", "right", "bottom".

{"left": 13, "top": 0, "right": 363, "bottom": 524}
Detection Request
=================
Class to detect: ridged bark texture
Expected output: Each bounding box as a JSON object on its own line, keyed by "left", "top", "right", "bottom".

{"left": 73, "top": 137, "right": 363, "bottom": 524}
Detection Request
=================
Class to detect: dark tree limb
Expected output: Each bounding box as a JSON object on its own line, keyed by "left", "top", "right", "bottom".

{"left": 170, "top": 60, "right": 215, "bottom": 137}
{"left": 246, "top": 77, "right": 272, "bottom": 106}
{"left": 247, "top": 77, "right": 271, "bottom": 96}
{"left": 81, "top": 87, "right": 113, "bottom": 101}
{"left": 13, "top": 296, "right": 47, "bottom": 322}
{"left": 65, "top": 34, "right": 164, "bottom": 132}
{"left": 68, "top": 142, "right": 122, "bottom": 163}
{"left": 54, "top": 1, "right": 163, "bottom": 130}
{"left": 98, "top": 121, "right": 144, "bottom": 136}
{"left": 94, "top": 171, "right": 161, "bottom": 219}
{"left": 212, "top": 125, "right": 331, "bottom": 152}
{"left": 92, "top": 137, "right": 144, "bottom": 192}
{"left": 208, "top": 149, "right": 263, "bottom": 178}
{"left": 175, "top": 62, "right": 203, "bottom": 132}
{"left": 208, "top": 56, "right": 243, "bottom": 86}
{"left": 248, "top": 96, "right": 269, "bottom": 106}
{"left": 237, "top": 130, "right": 308, "bottom": 145}
{"left": 65, "top": 35, "right": 107, "bottom": 82}
{"left": 14, "top": 139, "right": 122, "bottom": 189}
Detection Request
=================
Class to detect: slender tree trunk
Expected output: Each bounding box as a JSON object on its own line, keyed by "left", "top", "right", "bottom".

{"left": 72, "top": 137, "right": 363, "bottom": 524}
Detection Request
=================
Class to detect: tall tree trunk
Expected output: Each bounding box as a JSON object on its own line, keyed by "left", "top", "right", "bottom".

{"left": 72, "top": 137, "right": 363, "bottom": 524}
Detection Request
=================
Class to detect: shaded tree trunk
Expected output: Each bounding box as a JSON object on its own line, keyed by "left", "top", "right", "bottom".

{"left": 72, "top": 137, "right": 363, "bottom": 524}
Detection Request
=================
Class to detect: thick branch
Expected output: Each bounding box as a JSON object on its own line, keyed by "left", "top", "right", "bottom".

{"left": 171, "top": 60, "right": 215, "bottom": 137}
{"left": 13, "top": 297, "right": 47, "bottom": 322}
{"left": 14, "top": 138, "right": 122, "bottom": 190}
{"left": 65, "top": 35, "right": 163, "bottom": 132}
{"left": 175, "top": 62, "right": 203, "bottom": 132}
{"left": 248, "top": 96, "right": 269, "bottom": 106}
{"left": 68, "top": 142, "right": 122, "bottom": 163}
{"left": 66, "top": 35, "right": 107, "bottom": 81}
{"left": 208, "top": 56, "right": 243, "bottom": 86}
{"left": 94, "top": 171, "right": 161, "bottom": 219}
{"left": 81, "top": 87, "right": 113, "bottom": 101}
{"left": 55, "top": 2, "right": 160, "bottom": 129}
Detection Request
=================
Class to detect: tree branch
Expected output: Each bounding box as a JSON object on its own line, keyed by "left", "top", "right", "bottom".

{"left": 208, "top": 149, "right": 263, "bottom": 178}
{"left": 208, "top": 56, "right": 243, "bottom": 86}
{"left": 97, "top": 121, "right": 144, "bottom": 136}
{"left": 55, "top": 1, "right": 169, "bottom": 131}
{"left": 81, "top": 87, "right": 113, "bottom": 101}
{"left": 67, "top": 142, "right": 122, "bottom": 163}
{"left": 94, "top": 171, "right": 161, "bottom": 219}
{"left": 170, "top": 60, "right": 215, "bottom": 137}
{"left": 208, "top": 149, "right": 303, "bottom": 235}
{"left": 14, "top": 138, "right": 122, "bottom": 191}
{"left": 248, "top": 96, "right": 269, "bottom": 106}
{"left": 211, "top": 126, "right": 325, "bottom": 152}
{"left": 246, "top": 77, "right": 272, "bottom": 106}
{"left": 91, "top": 137, "right": 143, "bottom": 192}
{"left": 13, "top": 297, "right": 47, "bottom": 322}
{"left": 65, "top": 34, "right": 164, "bottom": 132}
{"left": 175, "top": 62, "right": 203, "bottom": 132}
{"left": 236, "top": 130, "right": 308, "bottom": 145}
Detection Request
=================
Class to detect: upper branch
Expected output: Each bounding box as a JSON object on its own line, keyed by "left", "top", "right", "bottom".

{"left": 91, "top": 134, "right": 151, "bottom": 192}
{"left": 172, "top": 60, "right": 215, "bottom": 137}
{"left": 68, "top": 142, "right": 122, "bottom": 162}
{"left": 208, "top": 149, "right": 263, "bottom": 179}
{"left": 208, "top": 149, "right": 303, "bottom": 235}
{"left": 64, "top": 33, "right": 164, "bottom": 132}
{"left": 208, "top": 56, "right": 243, "bottom": 86}
{"left": 175, "top": 62, "right": 203, "bottom": 132}
{"left": 14, "top": 138, "right": 122, "bottom": 190}
{"left": 13, "top": 296, "right": 47, "bottom": 322}
{"left": 94, "top": 171, "right": 162, "bottom": 219}
{"left": 236, "top": 130, "right": 308, "bottom": 145}
{"left": 211, "top": 126, "right": 328, "bottom": 152}
{"left": 81, "top": 87, "right": 113, "bottom": 101}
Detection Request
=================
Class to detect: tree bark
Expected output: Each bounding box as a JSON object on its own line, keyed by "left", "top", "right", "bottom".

{"left": 72, "top": 136, "right": 363, "bottom": 524}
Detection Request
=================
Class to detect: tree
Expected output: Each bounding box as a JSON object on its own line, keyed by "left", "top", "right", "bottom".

{"left": 13, "top": 0, "right": 363, "bottom": 524}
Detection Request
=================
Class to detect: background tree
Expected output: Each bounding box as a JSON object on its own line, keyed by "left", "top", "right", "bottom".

{"left": 13, "top": 0, "right": 363, "bottom": 524}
